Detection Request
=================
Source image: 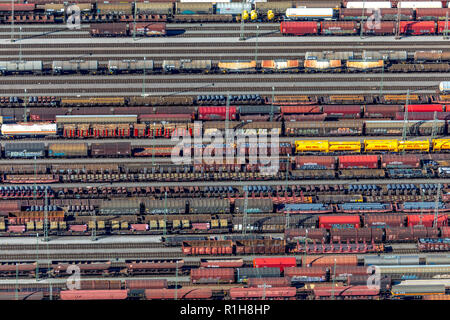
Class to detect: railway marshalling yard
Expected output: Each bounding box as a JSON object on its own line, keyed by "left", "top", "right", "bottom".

{"left": 1, "top": 19, "right": 450, "bottom": 302}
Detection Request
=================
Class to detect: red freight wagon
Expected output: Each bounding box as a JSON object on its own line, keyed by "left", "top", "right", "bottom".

{"left": 417, "top": 8, "right": 450, "bottom": 21}
{"left": 338, "top": 155, "right": 378, "bottom": 169}
{"left": 313, "top": 286, "right": 380, "bottom": 298}
{"left": 400, "top": 21, "right": 436, "bottom": 35}
{"left": 198, "top": 107, "right": 237, "bottom": 120}
{"left": 200, "top": 259, "right": 244, "bottom": 268}
{"left": 253, "top": 257, "right": 297, "bottom": 272}
{"left": 321, "top": 21, "right": 358, "bottom": 35}
{"left": 362, "top": 21, "right": 396, "bottom": 35}
{"left": 442, "top": 226, "right": 450, "bottom": 238}
{"left": 364, "top": 105, "right": 403, "bottom": 118}
{"left": 280, "top": 21, "right": 319, "bottom": 35}
{"left": 60, "top": 290, "right": 128, "bottom": 300}
{"left": 125, "top": 279, "right": 167, "bottom": 289}
{"left": 280, "top": 106, "right": 322, "bottom": 114}
{"left": 405, "top": 104, "right": 445, "bottom": 112}
{"left": 322, "top": 105, "right": 361, "bottom": 118}
{"left": 190, "top": 268, "right": 235, "bottom": 284}
{"left": 438, "top": 20, "right": 450, "bottom": 33}
{"left": 248, "top": 277, "right": 291, "bottom": 288}
{"left": 407, "top": 214, "right": 448, "bottom": 227}
{"left": 69, "top": 224, "right": 87, "bottom": 232}
{"left": 319, "top": 215, "right": 361, "bottom": 229}
{"left": 7, "top": 225, "right": 25, "bottom": 233}
{"left": 145, "top": 288, "right": 212, "bottom": 300}
{"left": 130, "top": 224, "right": 149, "bottom": 231}
{"left": 229, "top": 287, "right": 297, "bottom": 299}
{"left": 0, "top": 4, "right": 35, "bottom": 11}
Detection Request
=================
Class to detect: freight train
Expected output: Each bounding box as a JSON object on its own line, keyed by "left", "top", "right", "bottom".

{"left": 0, "top": 137, "right": 448, "bottom": 160}
{"left": 2, "top": 91, "right": 450, "bottom": 109}
{"left": 4, "top": 51, "right": 450, "bottom": 75}
{"left": 280, "top": 20, "right": 450, "bottom": 35}
{"left": 5, "top": 1, "right": 450, "bottom": 24}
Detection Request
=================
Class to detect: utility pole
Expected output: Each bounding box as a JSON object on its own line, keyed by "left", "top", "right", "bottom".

{"left": 360, "top": 0, "right": 366, "bottom": 39}
{"left": 239, "top": 0, "right": 246, "bottom": 41}
{"left": 270, "top": 86, "right": 275, "bottom": 122}
{"left": 255, "top": 25, "right": 259, "bottom": 62}
{"left": 331, "top": 258, "right": 337, "bottom": 300}
{"left": 11, "top": 0, "right": 14, "bottom": 42}
{"left": 242, "top": 189, "right": 248, "bottom": 234}
{"left": 91, "top": 210, "right": 97, "bottom": 241}
{"left": 431, "top": 111, "right": 438, "bottom": 141}
{"left": 444, "top": 12, "right": 449, "bottom": 40}
{"left": 175, "top": 260, "right": 179, "bottom": 300}
{"left": 35, "top": 233, "right": 39, "bottom": 281}
{"left": 225, "top": 93, "right": 230, "bottom": 134}
{"left": 379, "top": 59, "right": 385, "bottom": 96}
{"left": 163, "top": 191, "right": 167, "bottom": 236}
{"left": 395, "top": 5, "right": 401, "bottom": 40}
{"left": 401, "top": 89, "right": 410, "bottom": 155}
{"left": 142, "top": 56, "right": 146, "bottom": 96}
{"left": 434, "top": 183, "right": 442, "bottom": 228}
{"left": 15, "top": 263, "right": 18, "bottom": 301}
{"left": 133, "top": 1, "right": 137, "bottom": 41}
{"left": 19, "top": 26, "right": 22, "bottom": 62}
{"left": 23, "top": 89, "right": 27, "bottom": 122}
{"left": 43, "top": 187, "right": 49, "bottom": 242}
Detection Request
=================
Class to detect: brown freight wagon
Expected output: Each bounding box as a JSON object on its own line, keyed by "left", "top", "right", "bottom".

{"left": 248, "top": 277, "right": 291, "bottom": 288}
{"left": 0, "top": 201, "right": 22, "bottom": 216}
{"left": 285, "top": 228, "right": 327, "bottom": 242}
{"left": 134, "top": 23, "right": 166, "bottom": 36}
{"left": 364, "top": 105, "right": 403, "bottom": 118}
{"left": 381, "top": 154, "right": 420, "bottom": 168}
{"left": 128, "top": 96, "right": 195, "bottom": 106}
{"left": 235, "top": 239, "right": 285, "bottom": 255}
{"left": 285, "top": 120, "right": 363, "bottom": 136}
{"left": 90, "top": 23, "right": 128, "bottom": 37}
{"left": 190, "top": 268, "right": 235, "bottom": 284}
{"left": 80, "top": 280, "right": 121, "bottom": 290}
{"left": 294, "top": 156, "right": 336, "bottom": 170}
{"left": 182, "top": 240, "right": 233, "bottom": 255}
{"left": 91, "top": 142, "right": 131, "bottom": 157}
{"left": 363, "top": 214, "right": 406, "bottom": 228}
{"left": 321, "top": 21, "right": 358, "bottom": 35}
{"left": 97, "top": 3, "right": 133, "bottom": 15}
{"left": 125, "top": 279, "right": 167, "bottom": 289}
{"left": 302, "top": 255, "right": 358, "bottom": 267}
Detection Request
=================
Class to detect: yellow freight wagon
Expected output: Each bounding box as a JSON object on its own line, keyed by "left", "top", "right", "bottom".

{"left": 328, "top": 141, "right": 361, "bottom": 153}
{"left": 346, "top": 59, "right": 384, "bottom": 71}
{"left": 364, "top": 139, "right": 399, "bottom": 152}
{"left": 398, "top": 140, "right": 430, "bottom": 152}
{"left": 433, "top": 139, "right": 450, "bottom": 152}
{"left": 295, "top": 140, "right": 329, "bottom": 153}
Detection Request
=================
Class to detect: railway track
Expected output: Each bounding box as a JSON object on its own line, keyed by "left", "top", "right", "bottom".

{"left": 0, "top": 242, "right": 166, "bottom": 251}
{"left": 0, "top": 75, "right": 449, "bottom": 84}
{"left": 1, "top": 250, "right": 443, "bottom": 261}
